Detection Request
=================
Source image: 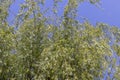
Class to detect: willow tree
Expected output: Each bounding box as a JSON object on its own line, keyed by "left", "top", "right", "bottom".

{"left": 93, "top": 23, "right": 120, "bottom": 80}
{"left": 13, "top": 0, "right": 111, "bottom": 80}
{"left": 1, "top": 0, "right": 120, "bottom": 80}
{"left": 0, "top": 0, "right": 17, "bottom": 79}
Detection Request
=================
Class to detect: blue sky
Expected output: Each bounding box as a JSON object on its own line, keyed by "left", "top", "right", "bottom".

{"left": 8, "top": 0, "right": 120, "bottom": 27}
{"left": 78, "top": 0, "right": 120, "bottom": 27}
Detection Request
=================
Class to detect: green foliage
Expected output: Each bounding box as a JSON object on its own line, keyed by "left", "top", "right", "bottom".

{"left": 0, "top": 0, "right": 120, "bottom": 80}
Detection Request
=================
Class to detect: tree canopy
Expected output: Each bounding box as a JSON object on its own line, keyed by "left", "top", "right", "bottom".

{"left": 0, "top": 0, "right": 120, "bottom": 80}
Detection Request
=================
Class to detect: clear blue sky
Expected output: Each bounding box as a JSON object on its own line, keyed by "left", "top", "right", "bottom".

{"left": 8, "top": 0, "right": 120, "bottom": 27}
{"left": 78, "top": 0, "right": 120, "bottom": 27}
